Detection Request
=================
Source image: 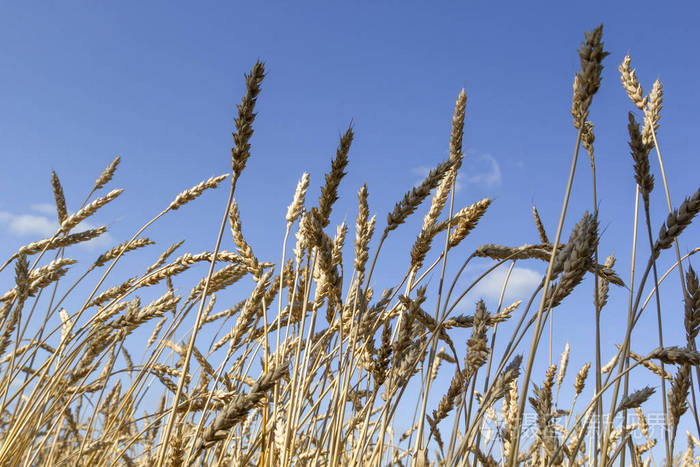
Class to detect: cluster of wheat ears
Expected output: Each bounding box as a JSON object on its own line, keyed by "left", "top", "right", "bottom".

{"left": 0, "top": 24, "right": 698, "bottom": 466}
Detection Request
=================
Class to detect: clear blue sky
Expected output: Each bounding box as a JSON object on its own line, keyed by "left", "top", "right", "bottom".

{"left": 1, "top": 0, "right": 698, "bottom": 456}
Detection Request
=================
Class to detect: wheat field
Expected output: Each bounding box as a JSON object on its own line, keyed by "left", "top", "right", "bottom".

{"left": 0, "top": 25, "right": 699, "bottom": 466}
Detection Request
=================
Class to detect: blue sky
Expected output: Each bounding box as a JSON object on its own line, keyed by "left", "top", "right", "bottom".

{"left": 1, "top": 0, "right": 699, "bottom": 456}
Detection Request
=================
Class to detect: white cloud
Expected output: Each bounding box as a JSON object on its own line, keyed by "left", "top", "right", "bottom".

{"left": 412, "top": 166, "right": 466, "bottom": 193}
{"left": 412, "top": 166, "right": 434, "bottom": 178}
{"left": 74, "top": 221, "right": 115, "bottom": 250}
{"left": 470, "top": 264, "right": 541, "bottom": 303}
{"left": 0, "top": 210, "right": 114, "bottom": 250}
{"left": 31, "top": 203, "right": 59, "bottom": 216}
{"left": 0, "top": 212, "right": 57, "bottom": 237}
{"left": 464, "top": 153, "right": 502, "bottom": 188}
{"left": 412, "top": 153, "right": 502, "bottom": 192}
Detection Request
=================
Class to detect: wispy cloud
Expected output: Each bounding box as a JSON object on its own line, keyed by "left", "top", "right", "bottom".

{"left": 412, "top": 153, "right": 502, "bottom": 192}
{"left": 412, "top": 166, "right": 467, "bottom": 192}
{"left": 0, "top": 205, "right": 114, "bottom": 250}
{"left": 470, "top": 264, "right": 541, "bottom": 303}
{"left": 464, "top": 153, "right": 502, "bottom": 188}
{"left": 0, "top": 211, "right": 57, "bottom": 237}
{"left": 30, "top": 203, "right": 58, "bottom": 216}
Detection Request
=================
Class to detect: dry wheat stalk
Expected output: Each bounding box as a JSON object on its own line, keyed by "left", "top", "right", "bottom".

{"left": 392, "top": 289, "right": 426, "bottom": 366}
{"left": 668, "top": 364, "right": 691, "bottom": 445}
{"left": 3, "top": 31, "right": 699, "bottom": 466}
{"left": 423, "top": 170, "right": 456, "bottom": 233}
{"left": 93, "top": 155, "right": 121, "bottom": 191}
{"left": 409, "top": 171, "right": 461, "bottom": 271}
{"left": 317, "top": 126, "right": 353, "bottom": 229}
{"left": 0, "top": 258, "right": 28, "bottom": 355}
{"left": 187, "top": 264, "right": 247, "bottom": 302}
{"left": 0, "top": 341, "right": 54, "bottom": 364}
{"left": 152, "top": 364, "right": 190, "bottom": 389}
{"left": 385, "top": 157, "right": 456, "bottom": 234}
{"left": 574, "top": 362, "right": 590, "bottom": 396}
{"left": 556, "top": 343, "right": 570, "bottom": 393}
{"left": 634, "top": 407, "right": 651, "bottom": 442}
{"left": 581, "top": 122, "right": 595, "bottom": 169}
{"left": 616, "top": 345, "right": 673, "bottom": 380}
{"left": 60, "top": 188, "right": 123, "bottom": 233}
{"left": 331, "top": 221, "right": 347, "bottom": 269}
{"left": 197, "top": 365, "right": 286, "bottom": 453}
{"left": 353, "top": 184, "right": 372, "bottom": 276}
{"left": 473, "top": 243, "right": 624, "bottom": 286}
{"left": 214, "top": 271, "right": 272, "bottom": 354}
{"left": 191, "top": 345, "right": 216, "bottom": 384}
{"left": 92, "top": 299, "right": 131, "bottom": 328}
{"left": 122, "top": 347, "right": 133, "bottom": 376}
{"left": 167, "top": 174, "right": 228, "bottom": 212}
{"left": 443, "top": 303, "right": 515, "bottom": 330}
{"left": 173, "top": 250, "right": 250, "bottom": 267}
{"left": 601, "top": 354, "right": 617, "bottom": 375}
{"left": 138, "top": 263, "right": 190, "bottom": 288}
{"left": 87, "top": 278, "right": 136, "bottom": 308}
{"left": 1, "top": 258, "right": 77, "bottom": 303}
{"left": 597, "top": 254, "right": 615, "bottom": 310}
{"left": 449, "top": 89, "right": 467, "bottom": 166}
{"left": 231, "top": 61, "right": 265, "bottom": 177}
{"left": 653, "top": 187, "right": 700, "bottom": 257}
{"left": 305, "top": 210, "right": 341, "bottom": 306}
{"left": 571, "top": 24, "right": 608, "bottom": 128}
{"left": 528, "top": 365, "right": 560, "bottom": 462}
{"left": 292, "top": 211, "right": 310, "bottom": 265}
{"left": 686, "top": 265, "right": 700, "bottom": 344}
{"left": 532, "top": 204, "right": 550, "bottom": 244}
{"left": 409, "top": 305, "right": 455, "bottom": 353}
{"left": 465, "top": 300, "right": 489, "bottom": 377}
{"left": 566, "top": 422, "right": 588, "bottom": 465}
{"left": 649, "top": 346, "right": 700, "bottom": 366}
{"left": 410, "top": 222, "right": 443, "bottom": 272}
{"left": 286, "top": 172, "right": 310, "bottom": 224}
{"left": 636, "top": 439, "right": 656, "bottom": 458}
{"left": 474, "top": 243, "right": 551, "bottom": 261}
{"left": 370, "top": 320, "right": 393, "bottom": 386}
{"left": 682, "top": 431, "right": 700, "bottom": 466}
{"left": 93, "top": 238, "right": 155, "bottom": 268}
{"left": 427, "top": 346, "right": 448, "bottom": 385}
{"left": 146, "top": 317, "right": 167, "bottom": 350}
{"left": 69, "top": 326, "right": 115, "bottom": 384}
{"left": 229, "top": 200, "right": 260, "bottom": 276}
{"left": 448, "top": 198, "right": 490, "bottom": 249}
{"left": 166, "top": 417, "right": 185, "bottom": 467}
{"left": 552, "top": 213, "right": 596, "bottom": 279}
{"left": 29, "top": 258, "right": 76, "bottom": 293}
{"left": 146, "top": 240, "right": 185, "bottom": 274}
{"left": 615, "top": 387, "right": 655, "bottom": 414}
{"left": 544, "top": 212, "right": 598, "bottom": 308}
{"left": 99, "top": 379, "right": 121, "bottom": 418}
{"left": 642, "top": 79, "right": 663, "bottom": 147}
{"left": 50, "top": 171, "right": 68, "bottom": 224}
{"left": 88, "top": 255, "right": 197, "bottom": 309}
{"left": 58, "top": 308, "right": 72, "bottom": 347}
{"left": 618, "top": 55, "right": 647, "bottom": 110}
{"left": 109, "top": 291, "right": 180, "bottom": 339}
{"left": 628, "top": 112, "right": 654, "bottom": 202}
{"left": 198, "top": 294, "right": 216, "bottom": 327}
{"left": 482, "top": 354, "right": 522, "bottom": 409}
{"left": 16, "top": 227, "right": 108, "bottom": 258}
{"left": 501, "top": 379, "right": 519, "bottom": 461}
{"left": 203, "top": 299, "right": 246, "bottom": 325}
